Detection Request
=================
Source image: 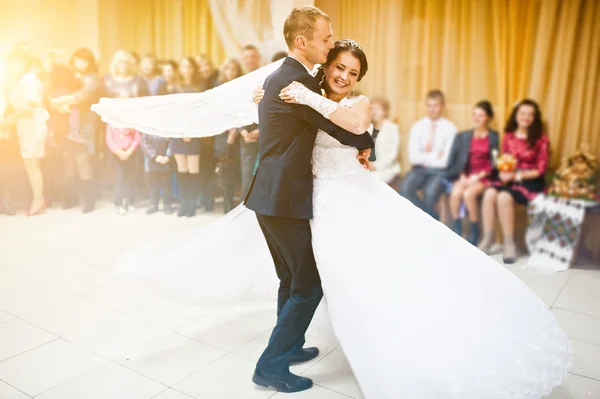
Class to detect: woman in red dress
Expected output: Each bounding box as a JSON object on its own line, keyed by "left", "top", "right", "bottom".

{"left": 478, "top": 99, "right": 549, "bottom": 264}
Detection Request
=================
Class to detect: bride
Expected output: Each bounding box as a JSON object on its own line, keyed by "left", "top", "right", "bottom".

{"left": 94, "top": 41, "right": 572, "bottom": 398}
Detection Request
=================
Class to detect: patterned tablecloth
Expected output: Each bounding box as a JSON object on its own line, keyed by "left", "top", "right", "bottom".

{"left": 525, "top": 194, "right": 599, "bottom": 274}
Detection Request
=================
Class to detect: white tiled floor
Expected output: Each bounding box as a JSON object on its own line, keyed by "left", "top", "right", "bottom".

{"left": 1, "top": 204, "right": 599, "bottom": 398}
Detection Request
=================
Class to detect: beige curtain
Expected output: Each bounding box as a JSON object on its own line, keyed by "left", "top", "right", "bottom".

{"left": 207, "top": 0, "right": 274, "bottom": 58}
{"left": 182, "top": 0, "right": 226, "bottom": 64}
{"left": 316, "top": 0, "right": 600, "bottom": 174}
{"left": 97, "top": 0, "right": 226, "bottom": 70}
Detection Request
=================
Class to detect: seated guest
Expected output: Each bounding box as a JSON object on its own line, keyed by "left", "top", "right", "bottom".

{"left": 399, "top": 90, "right": 457, "bottom": 219}
{"left": 478, "top": 99, "right": 549, "bottom": 264}
{"left": 445, "top": 100, "right": 499, "bottom": 245}
{"left": 368, "top": 96, "right": 401, "bottom": 185}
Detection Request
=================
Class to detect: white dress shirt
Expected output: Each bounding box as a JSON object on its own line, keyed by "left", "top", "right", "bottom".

{"left": 368, "top": 120, "right": 401, "bottom": 183}
{"left": 408, "top": 116, "right": 457, "bottom": 169}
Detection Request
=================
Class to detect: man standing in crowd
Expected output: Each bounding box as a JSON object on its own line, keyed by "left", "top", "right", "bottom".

{"left": 239, "top": 44, "right": 262, "bottom": 197}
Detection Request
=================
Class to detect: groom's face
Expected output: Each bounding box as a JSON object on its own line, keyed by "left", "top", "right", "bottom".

{"left": 305, "top": 18, "right": 334, "bottom": 65}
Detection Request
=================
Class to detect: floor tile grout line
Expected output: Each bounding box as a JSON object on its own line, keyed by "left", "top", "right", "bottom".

{"left": 570, "top": 337, "right": 600, "bottom": 348}
{"left": 550, "top": 272, "right": 574, "bottom": 308}
{"left": 163, "top": 351, "right": 231, "bottom": 389}
{"left": 6, "top": 301, "right": 274, "bottom": 393}
{"left": 552, "top": 306, "right": 600, "bottom": 319}
{"left": 300, "top": 347, "right": 338, "bottom": 376}
{"left": 0, "top": 377, "right": 34, "bottom": 398}
{"left": 314, "top": 383, "right": 358, "bottom": 398}
{"left": 31, "top": 362, "right": 108, "bottom": 398}
{"left": 0, "top": 337, "right": 60, "bottom": 365}
{"left": 150, "top": 386, "right": 196, "bottom": 399}
{"left": 568, "top": 371, "right": 600, "bottom": 383}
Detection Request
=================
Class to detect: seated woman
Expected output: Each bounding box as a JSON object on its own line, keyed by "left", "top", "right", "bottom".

{"left": 477, "top": 99, "right": 549, "bottom": 264}
{"left": 445, "top": 100, "right": 499, "bottom": 245}
{"left": 368, "top": 96, "right": 401, "bottom": 186}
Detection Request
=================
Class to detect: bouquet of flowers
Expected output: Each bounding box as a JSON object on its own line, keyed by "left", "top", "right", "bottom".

{"left": 492, "top": 150, "right": 517, "bottom": 172}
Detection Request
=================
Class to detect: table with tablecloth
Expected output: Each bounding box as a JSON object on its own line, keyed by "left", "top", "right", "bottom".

{"left": 525, "top": 194, "right": 600, "bottom": 274}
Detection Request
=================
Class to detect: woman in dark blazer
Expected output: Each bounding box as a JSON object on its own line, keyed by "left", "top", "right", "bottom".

{"left": 444, "top": 101, "right": 499, "bottom": 245}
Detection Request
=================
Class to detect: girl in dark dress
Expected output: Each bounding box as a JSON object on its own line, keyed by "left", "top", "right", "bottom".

{"left": 478, "top": 99, "right": 549, "bottom": 264}
{"left": 171, "top": 57, "right": 202, "bottom": 217}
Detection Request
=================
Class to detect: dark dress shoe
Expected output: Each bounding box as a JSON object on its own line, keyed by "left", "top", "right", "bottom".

{"left": 290, "top": 347, "right": 319, "bottom": 363}
{"left": 252, "top": 369, "right": 312, "bottom": 393}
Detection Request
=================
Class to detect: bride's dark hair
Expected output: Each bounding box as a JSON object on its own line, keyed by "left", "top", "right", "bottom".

{"left": 317, "top": 39, "right": 368, "bottom": 82}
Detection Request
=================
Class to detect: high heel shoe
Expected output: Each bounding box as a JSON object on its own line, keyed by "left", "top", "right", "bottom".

{"left": 27, "top": 199, "right": 47, "bottom": 216}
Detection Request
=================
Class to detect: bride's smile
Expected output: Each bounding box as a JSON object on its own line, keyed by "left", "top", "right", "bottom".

{"left": 323, "top": 51, "right": 361, "bottom": 98}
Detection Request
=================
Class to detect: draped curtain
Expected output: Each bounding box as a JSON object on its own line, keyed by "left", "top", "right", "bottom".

{"left": 97, "top": 0, "right": 225, "bottom": 70}
{"left": 316, "top": 0, "right": 600, "bottom": 173}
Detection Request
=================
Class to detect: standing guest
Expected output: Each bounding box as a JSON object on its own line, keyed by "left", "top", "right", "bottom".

{"left": 195, "top": 55, "right": 219, "bottom": 92}
{"left": 1, "top": 48, "right": 48, "bottom": 216}
{"left": 193, "top": 56, "right": 218, "bottom": 212}
{"left": 271, "top": 51, "right": 288, "bottom": 62}
{"left": 159, "top": 60, "right": 180, "bottom": 95}
{"left": 139, "top": 54, "right": 165, "bottom": 96}
{"left": 478, "top": 99, "right": 549, "bottom": 264}
{"left": 445, "top": 100, "right": 499, "bottom": 245}
{"left": 399, "top": 90, "right": 457, "bottom": 220}
{"left": 213, "top": 58, "right": 243, "bottom": 213}
{"left": 50, "top": 47, "right": 103, "bottom": 213}
{"left": 368, "top": 96, "right": 401, "bottom": 186}
{"left": 140, "top": 133, "right": 173, "bottom": 214}
{"left": 171, "top": 57, "right": 201, "bottom": 217}
{"left": 0, "top": 98, "right": 19, "bottom": 215}
{"left": 106, "top": 126, "right": 140, "bottom": 215}
{"left": 238, "top": 45, "right": 262, "bottom": 198}
{"left": 104, "top": 49, "right": 148, "bottom": 99}
{"left": 241, "top": 44, "right": 261, "bottom": 74}
{"left": 104, "top": 49, "right": 149, "bottom": 208}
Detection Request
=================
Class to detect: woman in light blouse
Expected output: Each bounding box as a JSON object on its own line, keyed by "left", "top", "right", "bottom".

{"left": 368, "top": 96, "right": 401, "bottom": 186}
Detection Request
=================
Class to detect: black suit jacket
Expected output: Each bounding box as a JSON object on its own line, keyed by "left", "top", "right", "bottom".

{"left": 244, "top": 57, "right": 373, "bottom": 219}
{"left": 443, "top": 129, "right": 500, "bottom": 181}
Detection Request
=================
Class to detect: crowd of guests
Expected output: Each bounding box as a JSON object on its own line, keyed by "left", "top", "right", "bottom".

{"left": 0, "top": 43, "right": 283, "bottom": 218}
{"left": 0, "top": 42, "right": 551, "bottom": 265}
{"left": 392, "top": 91, "right": 549, "bottom": 265}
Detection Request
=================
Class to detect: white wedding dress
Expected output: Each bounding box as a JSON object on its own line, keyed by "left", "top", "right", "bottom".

{"left": 116, "top": 95, "right": 572, "bottom": 398}
{"left": 92, "top": 61, "right": 571, "bottom": 397}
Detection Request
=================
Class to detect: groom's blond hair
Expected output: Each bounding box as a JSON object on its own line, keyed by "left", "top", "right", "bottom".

{"left": 284, "top": 6, "right": 330, "bottom": 50}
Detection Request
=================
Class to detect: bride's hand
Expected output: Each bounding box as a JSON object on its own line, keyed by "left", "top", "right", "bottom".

{"left": 357, "top": 149, "right": 371, "bottom": 170}
{"left": 279, "top": 81, "right": 306, "bottom": 104}
{"left": 252, "top": 86, "right": 265, "bottom": 104}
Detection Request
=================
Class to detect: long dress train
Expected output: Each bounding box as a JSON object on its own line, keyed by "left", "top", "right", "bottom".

{"left": 117, "top": 97, "right": 572, "bottom": 399}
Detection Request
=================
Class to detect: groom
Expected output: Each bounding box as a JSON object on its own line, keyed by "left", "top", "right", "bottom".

{"left": 244, "top": 5, "right": 374, "bottom": 393}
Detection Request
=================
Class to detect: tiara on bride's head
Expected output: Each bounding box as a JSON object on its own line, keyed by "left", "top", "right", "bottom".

{"left": 340, "top": 39, "right": 362, "bottom": 50}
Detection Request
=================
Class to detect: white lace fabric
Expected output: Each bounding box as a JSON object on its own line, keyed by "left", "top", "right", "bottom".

{"left": 287, "top": 83, "right": 338, "bottom": 119}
